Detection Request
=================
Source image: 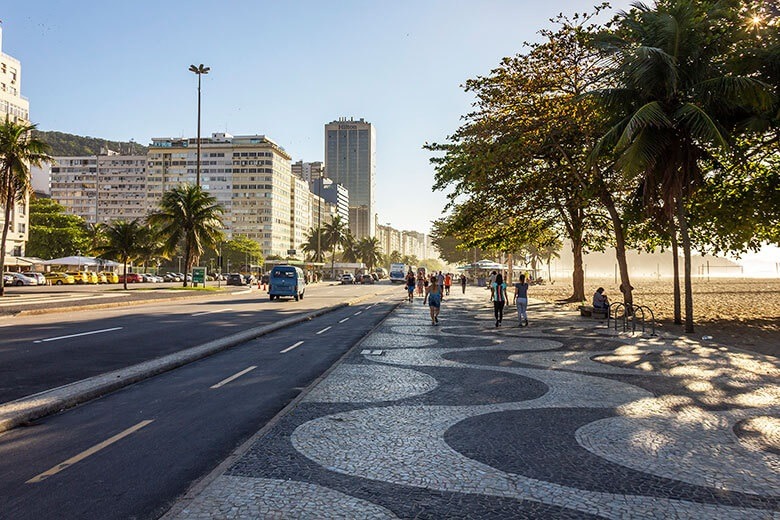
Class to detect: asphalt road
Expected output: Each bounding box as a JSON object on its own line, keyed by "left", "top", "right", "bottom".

{"left": 0, "top": 282, "right": 396, "bottom": 404}
{"left": 0, "top": 293, "right": 397, "bottom": 520}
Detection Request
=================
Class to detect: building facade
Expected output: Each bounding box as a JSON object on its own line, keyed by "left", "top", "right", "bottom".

{"left": 309, "top": 177, "right": 349, "bottom": 225}
{"left": 147, "top": 133, "right": 294, "bottom": 257}
{"left": 291, "top": 160, "right": 324, "bottom": 184}
{"left": 0, "top": 25, "right": 31, "bottom": 258}
{"left": 290, "top": 175, "right": 312, "bottom": 257}
{"left": 324, "top": 117, "right": 376, "bottom": 239}
{"left": 50, "top": 153, "right": 148, "bottom": 225}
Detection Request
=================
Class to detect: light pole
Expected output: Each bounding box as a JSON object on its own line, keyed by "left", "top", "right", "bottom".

{"left": 188, "top": 63, "right": 210, "bottom": 187}
{"left": 317, "top": 169, "right": 323, "bottom": 264}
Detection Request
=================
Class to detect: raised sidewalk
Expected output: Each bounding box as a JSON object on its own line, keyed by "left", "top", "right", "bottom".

{"left": 164, "top": 288, "right": 780, "bottom": 519}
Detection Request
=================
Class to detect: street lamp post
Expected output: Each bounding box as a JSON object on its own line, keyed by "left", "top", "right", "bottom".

{"left": 188, "top": 63, "right": 210, "bottom": 187}
{"left": 317, "top": 169, "right": 323, "bottom": 264}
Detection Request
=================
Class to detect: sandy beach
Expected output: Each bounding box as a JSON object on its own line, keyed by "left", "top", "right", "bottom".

{"left": 524, "top": 277, "right": 779, "bottom": 357}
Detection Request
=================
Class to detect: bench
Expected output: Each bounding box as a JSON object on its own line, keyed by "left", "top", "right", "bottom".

{"left": 578, "top": 305, "right": 607, "bottom": 319}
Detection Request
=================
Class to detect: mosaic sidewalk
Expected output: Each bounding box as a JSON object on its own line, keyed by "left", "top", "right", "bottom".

{"left": 168, "top": 289, "right": 780, "bottom": 519}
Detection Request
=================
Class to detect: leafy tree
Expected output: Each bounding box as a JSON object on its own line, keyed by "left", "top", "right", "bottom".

{"left": 26, "top": 197, "right": 90, "bottom": 259}
{"left": 221, "top": 235, "right": 263, "bottom": 271}
{"left": 32, "top": 130, "right": 147, "bottom": 156}
{"left": 94, "top": 220, "right": 146, "bottom": 290}
{"left": 418, "top": 258, "right": 445, "bottom": 273}
{"left": 388, "top": 250, "right": 402, "bottom": 264}
{"left": 148, "top": 184, "right": 224, "bottom": 287}
{"left": 340, "top": 233, "right": 360, "bottom": 263}
{"left": 593, "top": 0, "right": 772, "bottom": 331}
{"left": 401, "top": 254, "right": 419, "bottom": 266}
{"left": 0, "top": 120, "right": 51, "bottom": 296}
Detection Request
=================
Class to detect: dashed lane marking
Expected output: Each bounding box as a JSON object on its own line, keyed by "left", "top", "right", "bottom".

{"left": 280, "top": 341, "right": 304, "bottom": 353}
{"left": 33, "top": 327, "right": 123, "bottom": 344}
{"left": 192, "top": 308, "right": 233, "bottom": 317}
{"left": 316, "top": 326, "right": 331, "bottom": 335}
{"left": 338, "top": 317, "right": 350, "bottom": 323}
{"left": 26, "top": 420, "right": 154, "bottom": 484}
{"left": 210, "top": 366, "right": 257, "bottom": 388}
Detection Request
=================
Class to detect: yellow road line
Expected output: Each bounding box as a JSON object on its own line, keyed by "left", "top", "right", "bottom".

{"left": 26, "top": 420, "right": 154, "bottom": 484}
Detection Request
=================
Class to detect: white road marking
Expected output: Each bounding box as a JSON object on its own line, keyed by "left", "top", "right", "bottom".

{"left": 315, "top": 326, "right": 331, "bottom": 335}
{"left": 33, "top": 327, "right": 123, "bottom": 344}
{"left": 338, "top": 317, "right": 350, "bottom": 323}
{"left": 280, "top": 341, "right": 304, "bottom": 353}
{"left": 26, "top": 420, "right": 154, "bottom": 484}
{"left": 192, "top": 308, "right": 232, "bottom": 317}
{"left": 353, "top": 311, "right": 363, "bottom": 316}
{"left": 210, "top": 366, "right": 257, "bottom": 389}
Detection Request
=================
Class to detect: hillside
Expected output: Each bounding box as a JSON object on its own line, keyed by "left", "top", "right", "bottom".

{"left": 33, "top": 130, "right": 148, "bottom": 157}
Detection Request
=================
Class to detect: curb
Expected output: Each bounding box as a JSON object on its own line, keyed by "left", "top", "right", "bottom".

{"left": 0, "top": 288, "right": 394, "bottom": 434}
{"left": 160, "top": 294, "right": 403, "bottom": 520}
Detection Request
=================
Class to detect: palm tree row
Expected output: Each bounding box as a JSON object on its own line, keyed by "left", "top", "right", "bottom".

{"left": 302, "top": 216, "right": 385, "bottom": 278}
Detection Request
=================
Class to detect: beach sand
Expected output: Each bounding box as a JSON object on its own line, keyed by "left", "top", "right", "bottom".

{"left": 525, "top": 277, "right": 779, "bottom": 357}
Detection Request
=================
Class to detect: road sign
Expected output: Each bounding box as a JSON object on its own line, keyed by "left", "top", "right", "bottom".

{"left": 287, "top": 249, "right": 297, "bottom": 256}
{"left": 192, "top": 266, "right": 206, "bottom": 284}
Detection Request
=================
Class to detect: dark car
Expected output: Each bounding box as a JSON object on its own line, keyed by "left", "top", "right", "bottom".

{"left": 226, "top": 273, "right": 246, "bottom": 286}
{"left": 360, "top": 274, "right": 375, "bottom": 284}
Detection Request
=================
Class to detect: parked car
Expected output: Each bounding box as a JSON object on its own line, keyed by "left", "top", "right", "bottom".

{"left": 45, "top": 272, "right": 75, "bottom": 285}
{"left": 163, "top": 273, "right": 180, "bottom": 282}
{"left": 22, "top": 272, "right": 46, "bottom": 285}
{"left": 340, "top": 273, "right": 356, "bottom": 284}
{"left": 244, "top": 274, "right": 256, "bottom": 285}
{"left": 4, "top": 272, "right": 38, "bottom": 286}
{"left": 226, "top": 273, "right": 246, "bottom": 286}
{"left": 100, "top": 271, "right": 119, "bottom": 284}
{"left": 140, "top": 273, "right": 159, "bottom": 283}
{"left": 2, "top": 273, "right": 13, "bottom": 285}
{"left": 360, "top": 273, "right": 375, "bottom": 284}
{"left": 96, "top": 272, "right": 108, "bottom": 284}
{"left": 81, "top": 271, "right": 99, "bottom": 284}
{"left": 66, "top": 271, "right": 89, "bottom": 284}
{"left": 118, "top": 273, "right": 143, "bottom": 283}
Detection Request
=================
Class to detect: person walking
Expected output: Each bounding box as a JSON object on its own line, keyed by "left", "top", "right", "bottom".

{"left": 425, "top": 274, "right": 442, "bottom": 325}
{"left": 444, "top": 273, "right": 452, "bottom": 296}
{"left": 513, "top": 273, "right": 530, "bottom": 327}
{"left": 460, "top": 273, "right": 467, "bottom": 294}
{"left": 406, "top": 270, "right": 416, "bottom": 303}
{"left": 491, "top": 273, "right": 508, "bottom": 327}
{"left": 416, "top": 272, "right": 425, "bottom": 296}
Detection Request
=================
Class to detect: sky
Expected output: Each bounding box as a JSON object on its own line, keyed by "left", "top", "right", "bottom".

{"left": 1, "top": 0, "right": 636, "bottom": 235}
{"left": 3, "top": 1, "right": 777, "bottom": 272}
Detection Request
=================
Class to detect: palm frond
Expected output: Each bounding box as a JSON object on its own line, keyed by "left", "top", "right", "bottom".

{"left": 674, "top": 103, "right": 728, "bottom": 150}
{"left": 615, "top": 101, "right": 672, "bottom": 150}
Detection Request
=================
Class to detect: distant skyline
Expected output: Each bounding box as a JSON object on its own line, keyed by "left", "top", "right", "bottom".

{"left": 2, "top": 1, "right": 635, "bottom": 235}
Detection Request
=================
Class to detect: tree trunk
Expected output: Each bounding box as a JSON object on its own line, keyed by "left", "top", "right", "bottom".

{"left": 331, "top": 249, "right": 336, "bottom": 280}
{"left": 670, "top": 224, "right": 682, "bottom": 325}
{"left": 570, "top": 235, "right": 586, "bottom": 302}
{"left": 183, "top": 243, "right": 191, "bottom": 288}
{"left": 676, "top": 199, "right": 694, "bottom": 333}
{"left": 602, "top": 194, "right": 633, "bottom": 309}
{"left": 123, "top": 257, "right": 128, "bottom": 290}
{"left": 0, "top": 188, "right": 14, "bottom": 297}
{"left": 547, "top": 258, "right": 552, "bottom": 282}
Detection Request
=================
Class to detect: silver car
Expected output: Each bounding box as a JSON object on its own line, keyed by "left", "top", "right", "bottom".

{"left": 22, "top": 272, "right": 46, "bottom": 285}
{"left": 4, "top": 272, "right": 38, "bottom": 286}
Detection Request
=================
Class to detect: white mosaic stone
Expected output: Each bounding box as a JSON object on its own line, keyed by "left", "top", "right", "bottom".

{"left": 303, "top": 364, "right": 439, "bottom": 403}
{"left": 291, "top": 405, "right": 773, "bottom": 519}
{"left": 172, "top": 476, "right": 400, "bottom": 519}
{"left": 360, "top": 333, "right": 439, "bottom": 348}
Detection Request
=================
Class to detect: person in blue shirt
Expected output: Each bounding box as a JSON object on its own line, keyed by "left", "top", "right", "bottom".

{"left": 425, "top": 275, "right": 443, "bottom": 325}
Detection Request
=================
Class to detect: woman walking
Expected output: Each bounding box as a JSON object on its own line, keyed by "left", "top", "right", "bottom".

{"left": 513, "top": 273, "right": 529, "bottom": 327}
{"left": 491, "top": 273, "right": 508, "bottom": 327}
{"left": 425, "top": 274, "right": 442, "bottom": 325}
{"left": 406, "top": 270, "right": 416, "bottom": 302}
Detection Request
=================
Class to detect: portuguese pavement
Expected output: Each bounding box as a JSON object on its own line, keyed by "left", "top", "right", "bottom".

{"left": 167, "top": 287, "right": 780, "bottom": 519}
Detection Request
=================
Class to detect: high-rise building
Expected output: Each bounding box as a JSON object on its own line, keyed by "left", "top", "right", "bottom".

{"left": 147, "top": 133, "right": 295, "bottom": 257}
{"left": 50, "top": 153, "right": 148, "bottom": 225}
{"left": 324, "top": 117, "right": 376, "bottom": 239}
{"left": 291, "top": 160, "right": 324, "bottom": 184}
{"left": 309, "top": 177, "right": 349, "bottom": 225}
{"left": 290, "top": 175, "right": 312, "bottom": 256}
{"left": 0, "top": 24, "right": 31, "bottom": 259}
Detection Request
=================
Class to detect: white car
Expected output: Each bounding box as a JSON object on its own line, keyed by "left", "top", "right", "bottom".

{"left": 340, "top": 273, "right": 356, "bottom": 284}
{"left": 4, "top": 272, "right": 38, "bottom": 286}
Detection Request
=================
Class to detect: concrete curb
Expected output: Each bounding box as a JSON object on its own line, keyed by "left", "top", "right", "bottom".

{"left": 160, "top": 294, "right": 403, "bottom": 520}
{"left": 0, "top": 289, "right": 392, "bottom": 434}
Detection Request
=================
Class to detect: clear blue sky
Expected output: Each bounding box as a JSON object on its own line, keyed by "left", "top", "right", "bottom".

{"left": 4, "top": 1, "right": 633, "bottom": 234}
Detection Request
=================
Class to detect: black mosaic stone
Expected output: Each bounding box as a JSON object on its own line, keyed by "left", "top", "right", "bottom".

{"left": 227, "top": 404, "right": 606, "bottom": 520}
{"left": 444, "top": 407, "right": 780, "bottom": 511}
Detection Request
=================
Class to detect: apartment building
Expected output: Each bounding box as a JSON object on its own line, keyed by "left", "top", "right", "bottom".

{"left": 309, "top": 177, "right": 349, "bottom": 225}
{"left": 0, "top": 24, "right": 31, "bottom": 258}
{"left": 290, "top": 175, "right": 312, "bottom": 257}
{"left": 291, "top": 160, "right": 324, "bottom": 184}
{"left": 49, "top": 153, "right": 148, "bottom": 225}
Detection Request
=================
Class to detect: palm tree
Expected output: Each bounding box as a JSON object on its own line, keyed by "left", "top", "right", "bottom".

{"left": 83, "top": 222, "right": 106, "bottom": 256}
{"left": 593, "top": 1, "right": 771, "bottom": 332}
{"left": 0, "top": 119, "right": 51, "bottom": 296}
{"left": 322, "top": 215, "right": 349, "bottom": 279}
{"left": 148, "top": 184, "right": 224, "bottom": 287}
{"left": 94, "top": 220, "right": 145, "bottom": 290}
{"left": 301, "top": 227, "right": 326, "bottom": 263}
{"left": 541, "top": 242, "right": 561, "bottom": 282}
{"left": 388, "top": 250, "right": 402, "bottom": 264}
{"left": 341, "top": 233, "right": 360, "bottom": 263}
{"left": 358, "top": 237, "right": 383, "bottom": 271}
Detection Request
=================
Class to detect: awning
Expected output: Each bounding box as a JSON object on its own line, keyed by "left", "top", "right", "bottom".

{"left": 40, "top": 256, "right": 121, "bottom": 268}
{"left": 3, "top": 255, "right": 36, "bottom": 266}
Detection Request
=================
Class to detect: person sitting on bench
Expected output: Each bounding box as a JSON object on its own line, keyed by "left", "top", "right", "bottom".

{"left": 593, "top": 287, "right": 609, "bottom": 311}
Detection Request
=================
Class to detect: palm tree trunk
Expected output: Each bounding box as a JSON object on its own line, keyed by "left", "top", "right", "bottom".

{"left": 670, "top": 223, "right": 682, "bottom": 325}
{"left": 183, "top": 245, "right": 191, "bottom": 287}
{"left": 603, "top": 194, "right": 633, "bottom": 308}
{"left": 123, "top": 257, "right": 128, "bottom": 290}
{"left": 676, "top": 199, "right": 694, "bottom": 333}
{"left": 331, "top": 249, "right": 336, "bottom": 281}
{"left": 0, "top": 187, "right": 14, "bottom": 297}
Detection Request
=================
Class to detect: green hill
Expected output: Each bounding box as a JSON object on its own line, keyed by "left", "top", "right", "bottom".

{"left": 33, "top": 130, "right": 148, "bottom": 156}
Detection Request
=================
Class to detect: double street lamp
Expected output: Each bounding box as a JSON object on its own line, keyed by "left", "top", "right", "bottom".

{"left": 189, "top": 63, "right": 210, "bottom": 187}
